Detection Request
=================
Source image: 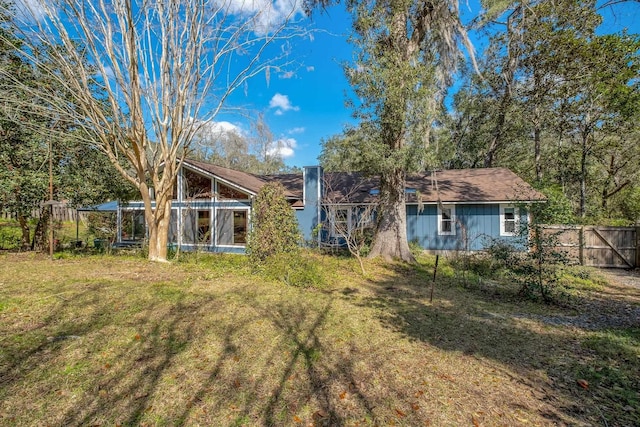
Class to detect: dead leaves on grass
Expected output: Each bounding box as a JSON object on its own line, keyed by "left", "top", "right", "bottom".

{"left": 312, "top": 409, "right": 328, "bottom": 422}
{"left": 576, "top": 379, "right": 589, "bottom": 390}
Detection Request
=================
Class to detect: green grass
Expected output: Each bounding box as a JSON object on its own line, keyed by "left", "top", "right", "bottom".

{"left": 0, "top": 251, "right": 638, "bottom": 426}
{"left": 0, "top": 219, "right": 93, "bottom": 251}
{"left": 0, "top": 220, "right": 22, "bottom": 250}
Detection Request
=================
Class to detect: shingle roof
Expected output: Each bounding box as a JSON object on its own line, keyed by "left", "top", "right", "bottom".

{"left": 183, "top": 159, "right": 267, "bottom": 194}
{"left": 409, "top": 168, "right": 546, "bottom": 203}
{"left": 261, "top": 174, "right": 304, "bottom": 199}
{"left": 181, "top": 160, "right": 544, "bottom": 205}
{"left": 322, "top": 168, "right": 545, "bottom": 204}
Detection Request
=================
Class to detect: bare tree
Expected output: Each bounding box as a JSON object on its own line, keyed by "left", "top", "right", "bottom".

{"left": 1, "top": 0, "right": 303, "bottom": 261}
{"left": 191, "top": 113, "right": 288, "bottom": 174}
{"left": 322, "top": 173, "right": 376, "bottom": 275}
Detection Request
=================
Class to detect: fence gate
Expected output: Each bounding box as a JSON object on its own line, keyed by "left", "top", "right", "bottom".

{"left": 542, "top": 225, "right": 639, "bottom": 268}
{"left": 584, "top": 227, "right": 637, "bottom": 268}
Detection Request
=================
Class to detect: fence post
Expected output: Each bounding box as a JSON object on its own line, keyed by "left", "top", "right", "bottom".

{"left": 578, "top": 225, "right": 585, "bottom": 266}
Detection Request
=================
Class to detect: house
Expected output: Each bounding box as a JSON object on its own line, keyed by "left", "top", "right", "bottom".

{"left": 112, "top": 160, "right": 545, "bottom": 253}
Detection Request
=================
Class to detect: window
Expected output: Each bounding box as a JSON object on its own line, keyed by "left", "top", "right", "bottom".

{"left": 332, "top": 208, "right": 349, "bottom": 236}
{"left": 216, "top": 209, "right": 248, "bottom": 246}
{"left": 218, "top": 182, "right": 248, "bottom": 200}
{"left": 438, "top": 204, "right": 455, "bottom": 235}
{"left": 121, "top": 210, "right": 145, "bottom": 241}
{"left": 356, "top": 208, "right": 375, "bottom": 228}
{"left": 197, "top": 210, "right": 211, "bottom": 244}
{"left": 168, "top": 209, "right": 178, "bottom": 244}
{"left": 329, "top": 206, "right": 375, "bottom": 238}
{"left": 184, "top": 169, "right": 212, "bottom": 199}
{"left": 182, "top": 209, "right": 211, "bottom": 244}
{"left": 500, "top": 205, "right": 519, "bottom": 236}
{"left": 233, "top": 211, "right": 247, "bottom": 244}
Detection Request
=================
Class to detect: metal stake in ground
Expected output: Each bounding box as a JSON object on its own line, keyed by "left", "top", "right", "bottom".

{"left": 430, "top": 255, "right": 439, "bottom": 303}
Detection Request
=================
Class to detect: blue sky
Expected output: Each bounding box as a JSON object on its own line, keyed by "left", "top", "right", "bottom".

{"left": 217, "top": 0, "right": 638, "bottom": 169}
{"left": 217, "top": 5, "right": 356, "bottom": 168}
{"left": 15, "top": 0, "right": 638, "bottom": 169}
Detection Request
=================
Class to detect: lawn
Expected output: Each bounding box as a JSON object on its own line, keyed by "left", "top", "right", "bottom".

{"left": 0, "top": 251, "right": 638, "bottom": 426}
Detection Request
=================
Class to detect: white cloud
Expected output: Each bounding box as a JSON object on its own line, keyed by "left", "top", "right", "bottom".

{"left": 12, "top": 0, "right": 49, "bottom": 22}
{"left": 269, "top": 93, "right": 299, "bottom": 115}
{"left": 223, "top": 0, "right": 305, "bottom": 35}
{"left": 288, "top": 127, "right": 305, "bottom": 134}
{"left": 210, "top": 121, "right": 242, "bottom": 134}
{"left": 268, "top": 138, "right": 297, "bottom": 158}
{"left": 195, "top": 120, "right": 244, "bottom": 141}
{"left": 102, "top": 65, "right": 115, "bottom": 80}
{"left": 306, "top": 66, "right": 315, "bottom": 72}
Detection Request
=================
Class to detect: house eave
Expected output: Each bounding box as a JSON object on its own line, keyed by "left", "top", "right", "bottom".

{"left": 405, "top": 199, "right": 546, "bottom": 205}
{"left": 182, "top": 163, "right": 258, "bottom": 197}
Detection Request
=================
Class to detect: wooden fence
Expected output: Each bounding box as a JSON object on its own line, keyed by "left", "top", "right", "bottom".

{"left": 541, "top": 225, "right": 639, "bottom": 268}
{"left": 1, "top": 203, "right": 87, "bottom": 222}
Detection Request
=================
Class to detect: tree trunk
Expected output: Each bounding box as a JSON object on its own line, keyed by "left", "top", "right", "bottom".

{"left": 579, "top": 136, "right": 588, "bottom": 218}
{"left": 532, "top": 66, "right": 543, "bottom": 183}
{"left": 368, "top": 168, "right": 415, "bottom": 262}
{"left": 364, "top": 8, "right": 415, "bottom": 264}
{"left": 31, "top": 206, "right": 49, "bottom": 252}
{"left": 144, "top": 189, "right": 172, "bottom": 262}
{"left": 17, "top": 214, "right": 30, "bottom": 250}
{"left": 484, "top": 6, "right": 520, "bottom": 169}
{"left": 534, "top": 125, "right": 542, "bottom": 183}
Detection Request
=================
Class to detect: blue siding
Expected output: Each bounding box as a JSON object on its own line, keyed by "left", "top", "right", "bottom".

{"left": 406, "top": 203, "right": 529, "bottom": 251}
{"left": 119, "top": 165, "right": 532, "bottom": 255}
{"left": 295, "top": 166, "right": 322, "bottom": 243}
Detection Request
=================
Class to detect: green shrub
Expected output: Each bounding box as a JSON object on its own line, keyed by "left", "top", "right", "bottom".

{"left": 86, "top": 212, "right": 116, "bottom": 239}
{"left": 464, "top": 253, "right": 498, "bottom": 278}
{"left": 483, "top": 228, "right": 568, "bottom": 303}
{"left": 534, "top": 185, "right": 576, "bottom": 224}
{"left": 247, "top": 182, "right": 301, "bottom": 262}
{"left": 0, "top": 224, "right": 21, "bottom": 250}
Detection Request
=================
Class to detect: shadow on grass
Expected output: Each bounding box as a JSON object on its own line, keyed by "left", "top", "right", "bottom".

{"left": 347, "top": 261, "right": 640, "bottom": 426}
{"left": 170, "top": 294, "right": 378, "bottom": 426}
{"left": 1, "top": 275, "right": 379, "bottom": 426}
{"left": 255, "top": 300, "right": 376, "bottom": 426}
{"left": 1, "top": 257, "right": 638, "bottom": 426}
{"left": 0, "top": 283, "right": 199, "bottom": 425}
{"left": 1, "top": 278, "right": 218, "bottom": 425}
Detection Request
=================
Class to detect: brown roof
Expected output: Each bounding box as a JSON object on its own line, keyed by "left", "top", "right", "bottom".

{"left": 261, "top": 174, "right": 304, "bottom": 199}
{"left": 409, "top": 168, "right": 545, "bottom": 203}
{"left": 182, "top": 160, "right": 544, "bottom": 205}
{"left": 183, "top": 159, "right": 300, "bottom": 199}
{"left": 323, "top": 168, "right": 545, "bottom": 204}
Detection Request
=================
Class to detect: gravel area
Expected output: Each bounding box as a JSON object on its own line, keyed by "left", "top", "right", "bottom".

{"left": 599, "top": 268, "right": 640, "bottom": 290}
{"left": 520, "top": 268, "right": 640, "bottom": 330}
